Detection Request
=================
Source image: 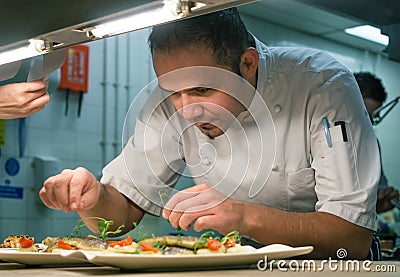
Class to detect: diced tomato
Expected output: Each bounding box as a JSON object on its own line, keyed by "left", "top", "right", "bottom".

{"left": 57, "top": 240, "right": 73, "bottom": 250}
{"left": 108, "top": 241, "right": 119, "bottom": 247}
{"left": 119, "top": 235, "right": 133, "bottom": 246}
{"left": 109, "top": 236, "right": 133, "bottom": 248}
{"left": 223, "top": 237, "right": 236, "bottom": 248}
{"left": 108, "top": 240, "right": 119, "bottom": 247}
{"left": 19, "top": 237, "right": 34, "bottom": 248}
{"left": 207, "top": 238, "right": 222, "bottom": 251}
{"left": 140, "top": 243, "right": 159, "bottom": 253}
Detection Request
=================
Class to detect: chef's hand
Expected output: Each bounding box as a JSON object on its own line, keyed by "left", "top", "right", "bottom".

{"left": 0, "top": 80, "right": 50, "bottom": 119}
{"left": 39, "top": 167, "right": 101, "bottom": 213}
{"left": 376, "top": 186, "right": 399, "bottom": 213}
{"left": 162, "top": 184, "right": 243, "bottom": 234}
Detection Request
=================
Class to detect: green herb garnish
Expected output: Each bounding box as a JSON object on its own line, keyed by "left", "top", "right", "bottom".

{"left": 221, "top": 230, "right": 241, "bottom": 245}
{"left": 160, "top": 188, "right": 183, "bottom": 235}
{"left": 71, "top": 217, "right": 125, "bottom": 239}
{"left": 192, "top": 230, "right": 241, "bottom": 253}
{"left": 193, "top": 231, "right": 215, "bottom": 253}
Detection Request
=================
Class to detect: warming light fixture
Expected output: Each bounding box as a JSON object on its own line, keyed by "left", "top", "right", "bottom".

{"left": 88, "top": 0, "right": 200, "bottom": 39}
{"left": 345, "top": 25, "right": 389, "bottom": 46}
{"left": 0, "top": 1, "right": 258, "bottom": 66}
{"left": 0, "top": 39, "right": 50, "bottom": 66}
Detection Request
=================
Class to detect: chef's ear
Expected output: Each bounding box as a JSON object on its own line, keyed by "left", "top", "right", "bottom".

{"left": 239, "top": 48, "right": 259, "bottom": 79}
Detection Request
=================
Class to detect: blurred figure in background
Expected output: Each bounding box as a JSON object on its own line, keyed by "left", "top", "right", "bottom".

{"left": 0, "top": 80, "right": 50, "bottom": 119}
{"left": 354, "top": 72, "right": 399, "bottom": 213}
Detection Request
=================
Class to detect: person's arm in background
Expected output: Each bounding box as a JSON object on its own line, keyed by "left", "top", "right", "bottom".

{"left": 376, "top": 140, "right": 399, "bottom": 213}
{"left": 377, "top": 186, "right": 399, "bottom": 213}
{"left": 0, "top": 80, "right": 50, "bottom": 119}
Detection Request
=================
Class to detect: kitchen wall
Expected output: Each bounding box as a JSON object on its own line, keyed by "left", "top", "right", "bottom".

{"left": 1, "top": 12, "right": 399, "bottom": 241}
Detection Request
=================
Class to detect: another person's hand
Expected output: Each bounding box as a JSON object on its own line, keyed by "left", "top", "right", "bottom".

{"left": 0, "top": 79, "right": 50, "bottom": 119}
{"left": 376, "top": 186, "right": 399, "bottom": 213}
{"left": 39, "top": 167, "right": 101, "bottom": 213}
{"left": 163, "top": 184, "right": 243, "bottom": 234}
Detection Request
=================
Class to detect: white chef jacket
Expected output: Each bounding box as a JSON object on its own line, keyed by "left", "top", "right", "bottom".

{"left": 101, "top": 37, "right": 380, "bottom": 231}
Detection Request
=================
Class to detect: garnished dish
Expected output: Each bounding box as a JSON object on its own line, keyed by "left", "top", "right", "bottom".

{"left": 2, "top": 218, "right": 244, "bottom": 255}
{"left": 107, "top": 230, "right": 244, "bottom": 255}
{"left": 0, "top": 218, "right": 313, "bottom": 269}
{"left": 20, "top": 232, "right": 244, "bottom": 255}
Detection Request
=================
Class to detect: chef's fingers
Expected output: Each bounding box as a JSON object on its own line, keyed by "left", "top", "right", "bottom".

{"left": 19, "top": 95, "right": 49, "bottom": 117}
{"left": 68, "top": 167, "right": 90, "bottom": 210}
{"left": 39, "top": 186, "right": 55, "bottom": 209}
{"left": 26, "top": 80, "right": 47, "bottom": 92}
{"left": 78, "top": 180, "right": 102, "bottom": 211}
{"left": 166, "top": 193, "right": 216, "bottom": 230}
{"left": 29, "top": 90, "right": 50, "bottom": 105}
{"left": 163, "top": 192, "right": 199, "bottom": 219}
{"left": 68, "top": 167, "right": 100, "bottom": 211}
{"left": 166, "top": 197, "right": 195, "bottom": 229}
{"left": 40, "top": 170, "right": 73, "bottom": 211}
{"left": 167, "top": 210, "right": 184, "bottom": 229}
{"left": 162, "top": 184, "right": 210, "bottom": 219}
{"left": 4, "top": 80, "right": 47, "bottom": 94}
{"left": 178, "top": 204, "right": 216, "bottom": 231}
{"left": 192, "top": 214, "right": 218, "bottom": 232}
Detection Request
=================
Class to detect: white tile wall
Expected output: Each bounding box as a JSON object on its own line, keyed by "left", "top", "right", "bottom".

{"left": 25, "top": 128, "right": 53, "bottom": 157}
{"left": 52, "top": 131, "right": 76, "bottom": 160}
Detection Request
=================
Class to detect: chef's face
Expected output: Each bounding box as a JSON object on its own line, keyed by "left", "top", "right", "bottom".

{"left": 152, "top": 47, "right": 249, "bottom": 139}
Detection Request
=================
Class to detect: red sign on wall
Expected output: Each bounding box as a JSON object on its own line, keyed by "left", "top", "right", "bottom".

{"left": 58, "top": 44, "right": 89, "bottom": 92}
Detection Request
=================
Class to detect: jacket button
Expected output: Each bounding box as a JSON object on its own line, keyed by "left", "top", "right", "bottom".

{"left": 274, "top": 105, "right": 281, "bottom": 113}
{"left": 202, "top": 158, "right": 211, "bottom": 166}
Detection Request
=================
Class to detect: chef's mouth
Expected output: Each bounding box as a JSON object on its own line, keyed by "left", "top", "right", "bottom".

{"left": 195, "top": 122, "right": 215, "bottom": 130}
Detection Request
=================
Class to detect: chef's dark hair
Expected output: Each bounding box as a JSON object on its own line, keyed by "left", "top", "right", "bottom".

{"left": 354, "top": 72, "right": 387, "bottom": 102}
{"left": 148, "top": 8, "right": 254, "bottom": 74}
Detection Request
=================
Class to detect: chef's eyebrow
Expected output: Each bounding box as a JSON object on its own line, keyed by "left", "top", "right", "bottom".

{"left": 157, "top": 84, "right": 215, "bottom": 93}
{"left": 157, "top": 84, "right": 175, "bottom": 93}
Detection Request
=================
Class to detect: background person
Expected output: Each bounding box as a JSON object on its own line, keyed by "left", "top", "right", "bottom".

{"left": 354, "top": 72, "right": 399, "bottom": 213}
{"left": 40, "top": 8, "right": 380, "bottom": 259}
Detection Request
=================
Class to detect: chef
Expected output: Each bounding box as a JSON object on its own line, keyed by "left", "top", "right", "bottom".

{"left": 40, "top": 8, "right": 380, "bottom": 260}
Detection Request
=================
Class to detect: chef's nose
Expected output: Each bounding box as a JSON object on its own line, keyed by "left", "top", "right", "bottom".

{"left": 181, "top": 103, "right": 204, "bottom": 121}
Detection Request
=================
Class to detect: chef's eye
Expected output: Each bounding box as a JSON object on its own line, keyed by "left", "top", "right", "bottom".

{"left": 194, "top": 87, "right": 211, "bottom": 94}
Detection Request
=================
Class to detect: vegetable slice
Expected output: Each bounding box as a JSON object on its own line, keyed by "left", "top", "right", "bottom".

{"left": 207, "top": 238, "right": 222, "bottom": 251}
{"left": 57, "top": 240, "right": 73, "bottom": 250}
{"left": 109, "top": 235, "right": 133, "bottom": 247}
{"left": 19, "top": 237, "right": 34, "bottom": 248}
{"left": 140, "top": 243, "right": 159, "bottom": 253}
{"left": 223, "top": 237, "right": 236, "bottom": 248}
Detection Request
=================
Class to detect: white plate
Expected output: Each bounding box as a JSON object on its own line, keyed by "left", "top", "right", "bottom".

{"left": 0, "top": 249, "right": 90, "bottom": 266}
{"left": 61, "top": 244, "right": 314, "bottom": 270}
